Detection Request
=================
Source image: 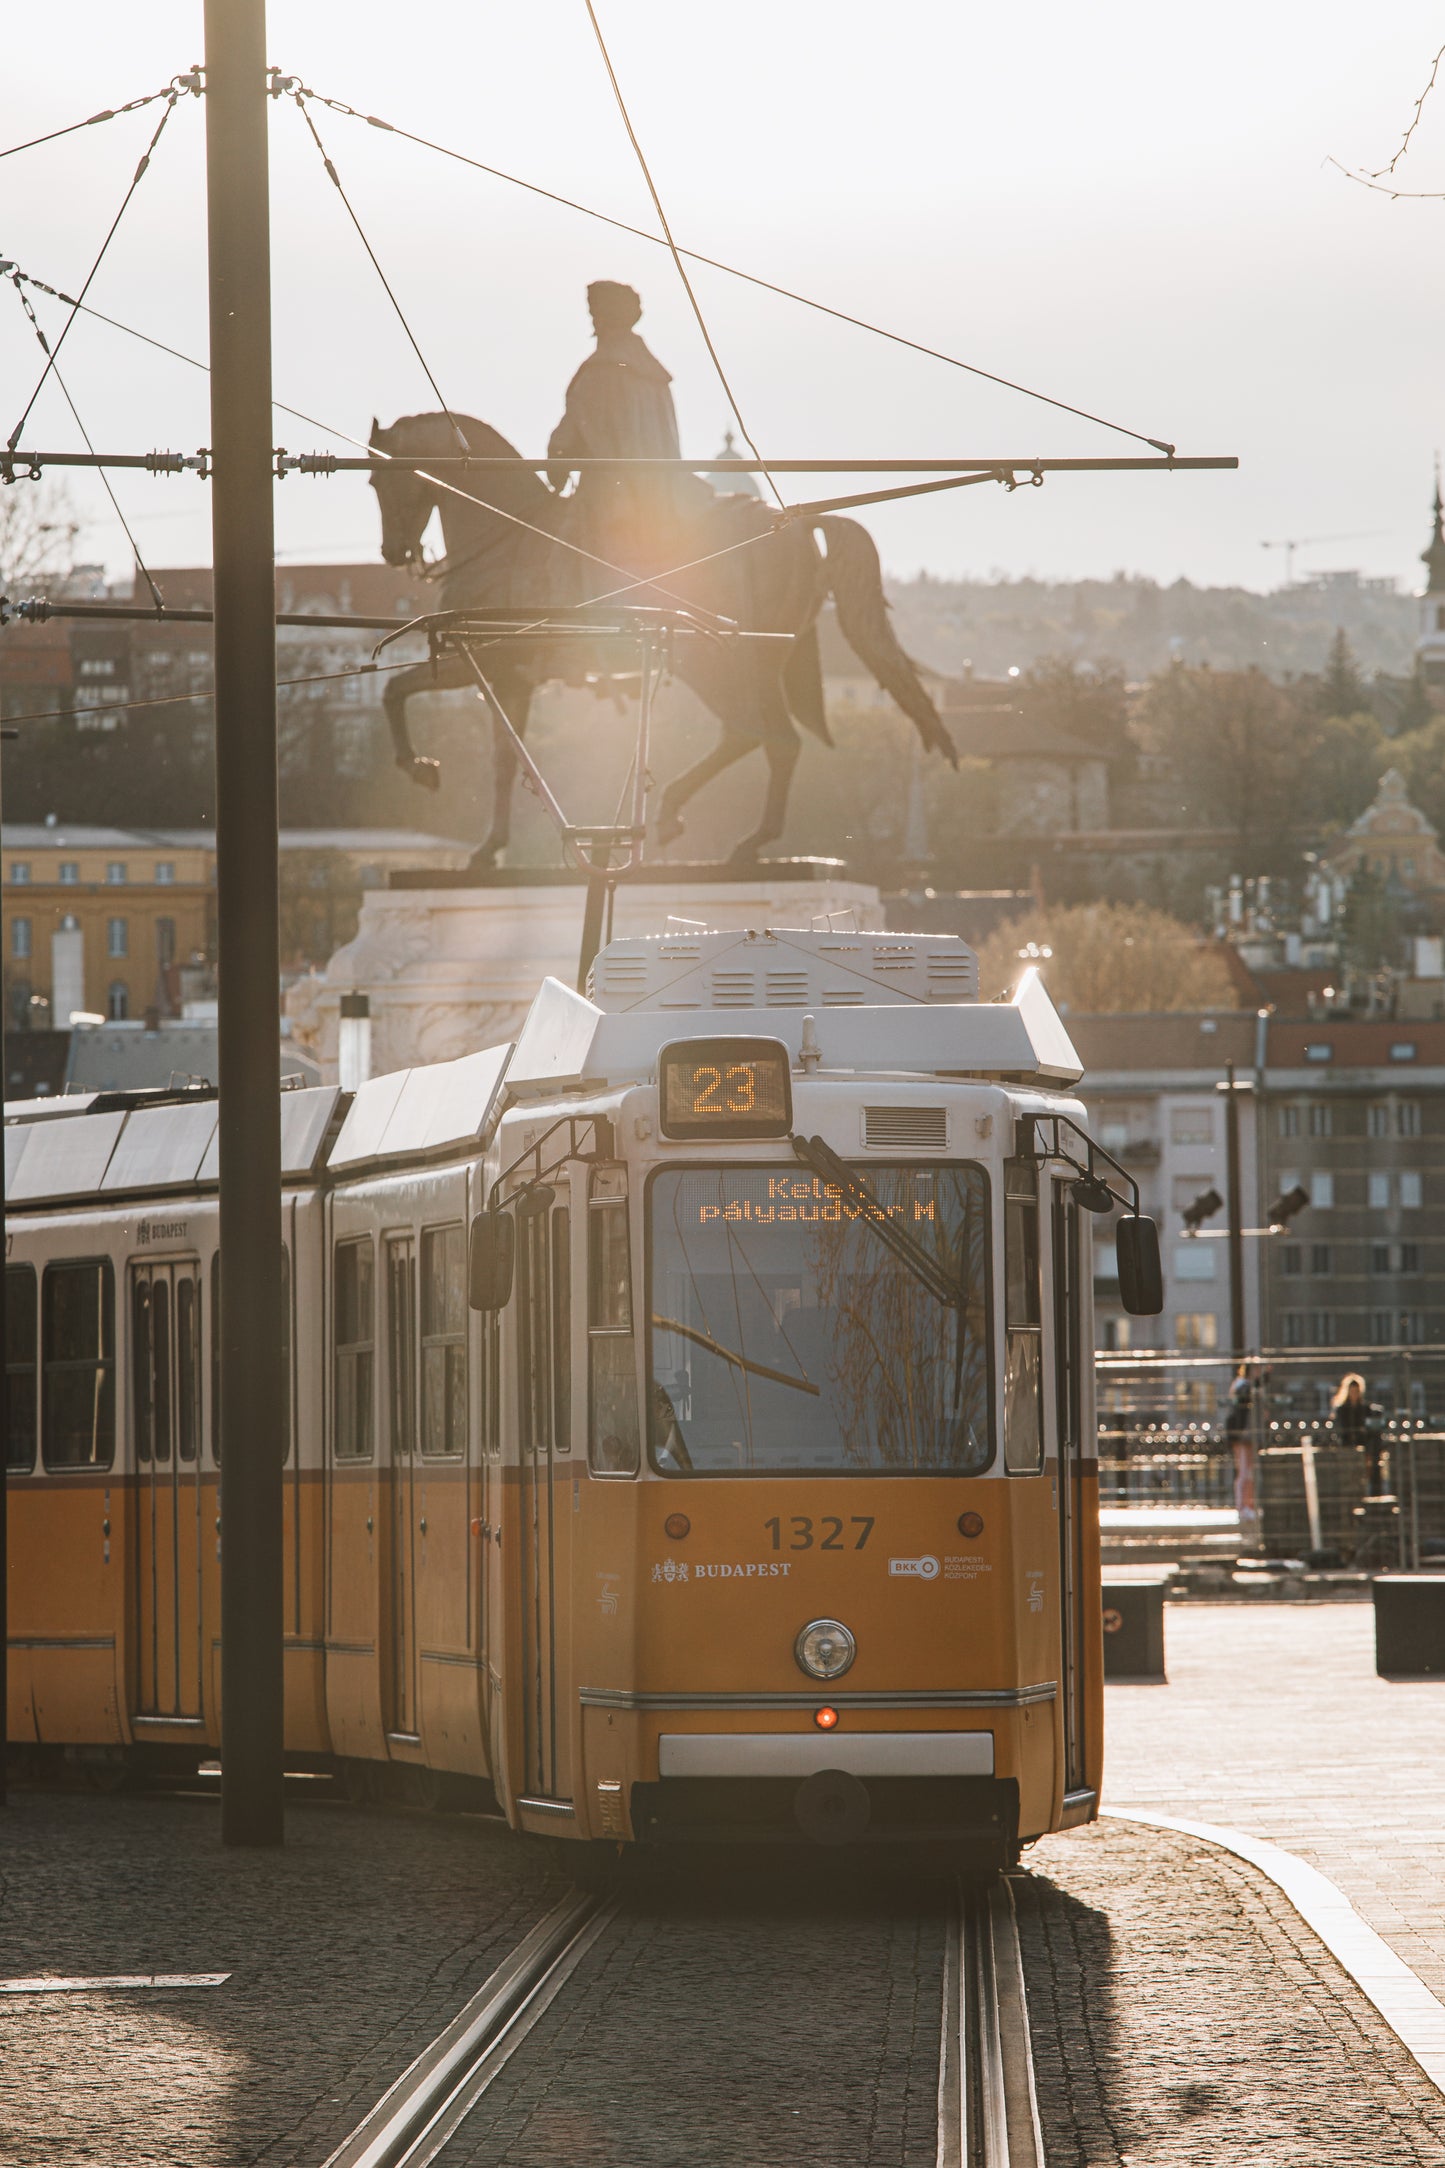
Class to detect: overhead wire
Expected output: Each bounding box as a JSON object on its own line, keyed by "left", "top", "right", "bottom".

{"left": 281, "top": 86, "right": 470, "bottom": 454}
{"left": 278, "top": 90, "right": 786, "bottom": 619}
{"left": 2, "top": 657, "right": 420, "bottom": 732}
{"left": 5, "top": 251, "right": 793, "bottom": 629}
{"left": 0, "top": 80, "right": 189, "bottom": 162}
{"left": 3, "top": 266, "right": 164, "bottom": 610}
{"left": 7, "top": 82, "right": 191, "bottom": 451}
{"left": 580, "top": 0, "right": 783, "bottom": 510}
{"left": 293, "top": 78, "right": 1177, "bottom": 455}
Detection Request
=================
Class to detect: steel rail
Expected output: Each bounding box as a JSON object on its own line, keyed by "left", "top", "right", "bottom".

{"left": 319, "top": 1893, "right": 614, "bottom": 2168}
{"left": 4, "top": 449, "right": 1238, "bottom": 475}
{"left": 938, "top": 1880, "right": 1044, "bottom": 2167}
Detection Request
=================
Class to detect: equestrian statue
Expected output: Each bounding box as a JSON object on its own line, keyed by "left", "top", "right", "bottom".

{"left": 371, "top": 281, "right": 955, "bottom": 868}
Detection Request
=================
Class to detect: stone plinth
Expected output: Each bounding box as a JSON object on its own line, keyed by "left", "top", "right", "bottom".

{"left": 284, "top": 862, "right": 882, "bottom": 1080}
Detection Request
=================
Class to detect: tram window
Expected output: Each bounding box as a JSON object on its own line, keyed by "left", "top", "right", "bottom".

{"left": 41, "top": 1259, "right": 115, "bottom": 1471}
{"left": 281, "top": 1247, "right": 291, "bottom": 1463}
{"left": 484, "top": 1310, "right": 500, "bottom": 1460}
{"left": 334, "top": 1237, "right": 375, "bottom": 1461}
{"left": 132, "top": 1276, "right": 172, "bottom": 1465}
{"left": 647, "top": 1164, "right": 991, "bottom": 1477}
{"left": 516, "top": 1210, "right": 552, "bottom": 1461}
{"left": 421, "top": 1223, "right": 466, "bottom": 1458}
{"left": 6, "top": 1264, "right": 37, "bottom": 1471}
{"left": 589, "top": 1170, "right": 639, "bottom": 1475}
{"left": 1003, "top": 1163, "right": 1044, "bottom": 1475}
{"left": 209, "top": 1250, "right": 292, "bottom": 1464}
{"left": 552, "top": 1205, "right": 571, "bottom": 1455}
{"left": 176, "top": 1278, "right": 199, "bottom": 1462}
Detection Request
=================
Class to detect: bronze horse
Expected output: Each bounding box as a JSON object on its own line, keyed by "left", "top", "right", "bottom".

{"left": 369, "top": 411, "right": 955, "bottom": 867}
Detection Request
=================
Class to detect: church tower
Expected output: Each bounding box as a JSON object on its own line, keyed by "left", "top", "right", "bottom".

{"left": 1417, "top": 470, "right": 1445, "bottom": 687}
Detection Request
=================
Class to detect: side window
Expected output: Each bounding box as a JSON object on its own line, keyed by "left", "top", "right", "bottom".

{"left": 1003, "top": 1162, "right": 1044, "bottom": 1474}
{"left": 42, "top": 1260, "right": 115, "bottom": 1470}
{"left": 552, "top": 1204, "right": 571, "bottom": 1455}
{"left": 177, "top": 1276, "right": 199, "bottom": 1463}
{"left": 334, "top": 1237, "right": 375, "bottom": 1461}
{"left": 132, "top": 1276, "right": 172, "bottom": 1464}
{"left": 421, "top": 1224, "right": 466, "bottom": 1458}
{"left": 210, "top": 1254, "right": 219, "bottom": 1461}
{"left": 281, "top": 1247, "right": 292, "bottom": 1463}
{"left": 516, "top": 1209, "right": 551, "bottom": 1461}
{"left": 6, "top": 1264, "right": 37, "bottom": 1471}
{"left": 210, "top": 1249, "right": 291, "bottom": 1463}
{"left": 484, "top": 1309, "right": 500, "bottom": 1460}
{"left": 588, "top": 1169, "right": 640, "bottom": 1475}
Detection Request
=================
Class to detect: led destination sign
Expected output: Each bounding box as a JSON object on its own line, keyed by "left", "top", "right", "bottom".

{"left": 691, "top": 1174, "right": 939, "bottom": 1228}
{"left": 658, "top": 1037, "right": 792, "bottom": 1139}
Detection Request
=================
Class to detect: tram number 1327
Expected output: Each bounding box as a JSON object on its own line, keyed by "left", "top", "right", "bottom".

{"left": 764, "top": 1515, "right": 875, "bottom": 1551}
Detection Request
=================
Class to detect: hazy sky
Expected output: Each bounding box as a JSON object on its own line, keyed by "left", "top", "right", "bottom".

{"left": 6, "top": 3, "right": 1445, "bottom": 592}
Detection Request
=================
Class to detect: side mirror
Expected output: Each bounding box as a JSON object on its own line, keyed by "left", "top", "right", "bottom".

{"left": 1117, "top": 1214, "right": 1163, "bottom": 1317}
{"left": 468, "top": 1210, "right": 515, "bottom": 1312}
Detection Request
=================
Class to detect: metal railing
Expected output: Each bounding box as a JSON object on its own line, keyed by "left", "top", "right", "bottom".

{"left": 1094, "top": 1348, "right": 1445, "bottom": 1565}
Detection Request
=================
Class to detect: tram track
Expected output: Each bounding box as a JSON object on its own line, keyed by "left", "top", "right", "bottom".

{"left": 319, "top": 1893, "right": 613, "bottom": 2168}
{"left": 320, "top": 1869, "right": 1040, "bottom": 2168}
{"left": 937, "top": 1879, "right": 1043, "bottom": 2168}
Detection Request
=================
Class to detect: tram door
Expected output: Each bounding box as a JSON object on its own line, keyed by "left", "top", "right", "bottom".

{"left": 386, "top": 1235, "right": 421, "bottom": 1740}
{"left": 131, "top": 1260, "right": 204, "bottom": 1719}
{"left": 515, "top": 1196, "right": 573, "bottom": 1802}
{"left": 1051, "top": 1186, "right": 1089, "bottom": 1795}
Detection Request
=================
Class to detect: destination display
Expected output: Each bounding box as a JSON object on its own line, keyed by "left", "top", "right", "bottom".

{"left": 658, "top": 1037, "right": 792, "bottom": 1139}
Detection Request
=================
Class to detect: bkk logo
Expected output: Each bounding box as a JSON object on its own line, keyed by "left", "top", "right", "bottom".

{"left": 888, "top": 1555, "right": 941, "bottom": 1580}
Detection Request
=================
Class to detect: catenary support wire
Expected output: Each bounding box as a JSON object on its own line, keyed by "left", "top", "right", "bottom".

{"left": 581, "top": 2, "right": 783, "bottom": 509}
{"left": 0, "top": 658, "right": 415, "bottom": 732}
{"left": 294, "top": 76, "right": 1178, "bottom": 455}
{"left": 0, "top": 77, "right": 194, "bottom": 162}
{"left": 7, "top": 83, "right": 194, "bottom": 450}
{"left": 281, "top": 83, "right": 470, "bottom": 453}
{"left": 3, "top": 267, "right": 164, "bottom": 609}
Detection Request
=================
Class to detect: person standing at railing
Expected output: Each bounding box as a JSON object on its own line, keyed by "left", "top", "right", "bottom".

{"left": 1224, "top": 1361, "right": 1260, "bottom": 1534}
{"left": 1331, "top": 1372, "right": 1387, "bottom": 1498}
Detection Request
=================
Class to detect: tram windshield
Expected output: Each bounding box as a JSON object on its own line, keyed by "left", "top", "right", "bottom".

{"left": 648, "top": 1164, "right": 991, "bottom": 1475}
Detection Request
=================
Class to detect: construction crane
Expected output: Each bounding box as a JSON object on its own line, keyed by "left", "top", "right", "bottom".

{"left": 1260, "top": 531, "right": 1387, "bottom": 586}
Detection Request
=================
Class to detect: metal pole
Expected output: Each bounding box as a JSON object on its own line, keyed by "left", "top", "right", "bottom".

{"left": 1224, "top": 1062, "right": 1246, "bottom": 1357}
{"left": 205, "top": 0, "right": 285, "bottom": 1846}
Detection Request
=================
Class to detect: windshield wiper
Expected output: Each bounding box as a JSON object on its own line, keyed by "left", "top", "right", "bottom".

{"left": 789, "top": 1134, "right": 971, "bottom": 1311}
{"left": 652, "top": 1314, "right": 821, "bottom": 1397}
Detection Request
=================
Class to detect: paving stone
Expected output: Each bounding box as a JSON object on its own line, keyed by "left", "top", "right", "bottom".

{"left": 1101, "top": 1601, "right": 1445, "bottom": 2004}
{"left": 1021, "top": 1818, "right": 1445, "bottom": 2166}
{"left": 432, "top": 1870, "right": 945, "bottom": 2168}
{"left": 0, "top": 1790, "right": 565, "bottom": 2167}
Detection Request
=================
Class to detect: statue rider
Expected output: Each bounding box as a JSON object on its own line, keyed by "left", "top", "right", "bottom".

{"left": 547, "top": 282, "right": 706, "bottom": 585}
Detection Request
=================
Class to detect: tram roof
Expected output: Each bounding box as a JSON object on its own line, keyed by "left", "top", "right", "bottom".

{"left": 3, "top": 1083, "right": 343, "bottom": 1205}
{"left": 507, "top": 958, "right": 1082, "bottom": 1097}
{"left": 328, "top": 1044, "right": 512, "bottom": 1172}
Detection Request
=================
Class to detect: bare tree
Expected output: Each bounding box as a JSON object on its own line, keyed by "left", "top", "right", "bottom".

{"left": 0, "top": 481, "right": 79, "bottom": 594}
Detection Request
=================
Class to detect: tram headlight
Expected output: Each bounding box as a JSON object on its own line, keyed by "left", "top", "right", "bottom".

{"left": 795, "top": 1618, "right": 856, "bottom": 1681}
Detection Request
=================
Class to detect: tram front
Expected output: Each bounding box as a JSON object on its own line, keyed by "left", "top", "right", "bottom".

{"left": 489, "top": 929, "right": 1161, "bottom": 1867}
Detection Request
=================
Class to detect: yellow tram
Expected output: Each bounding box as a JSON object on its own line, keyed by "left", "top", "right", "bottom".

{"left": 4, "top": 926, "right": 1161, "bottom": 1864}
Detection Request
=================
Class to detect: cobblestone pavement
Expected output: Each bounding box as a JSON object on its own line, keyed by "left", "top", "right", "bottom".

{"left": 1102, "top": 1601, "right": 1445, "bottom": 2005}
{"left": 434, "top": 1870, "right": 944, "bottom": 2168}
{"left": 0, "top": 1788, "right": 565, "bottom": 2168}
{"left": 1021, "top": 1818, "right": 1445, "bottom": 2166}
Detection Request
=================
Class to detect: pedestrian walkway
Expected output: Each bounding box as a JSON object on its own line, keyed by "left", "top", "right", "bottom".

{"left": 1101, "top": 1602, "right": 1445, "bottom": 2005}
{"left": 0, "top": 1787, "right": 564, "bottom": 2167}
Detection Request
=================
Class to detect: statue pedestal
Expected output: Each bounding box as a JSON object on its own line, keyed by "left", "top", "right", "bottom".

{"left": 284, "top": 861, "right": 883, "bottom": 1080}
